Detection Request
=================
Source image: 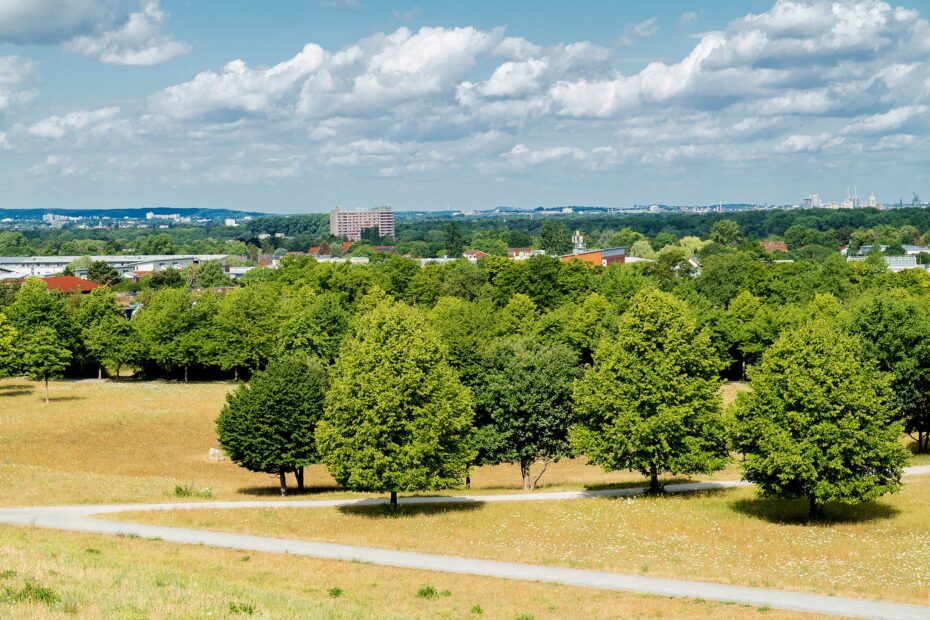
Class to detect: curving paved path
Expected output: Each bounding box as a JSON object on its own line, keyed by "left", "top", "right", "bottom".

{"left": 1, "top": 466, "right": 929, "bottom": 619}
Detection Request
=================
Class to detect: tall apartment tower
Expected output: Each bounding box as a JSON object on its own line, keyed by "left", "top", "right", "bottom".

{"left": 329, "top": 206, "right": 396, "bottom": 241}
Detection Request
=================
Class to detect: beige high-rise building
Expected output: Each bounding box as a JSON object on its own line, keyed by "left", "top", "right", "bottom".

{"left": 329, "top": 207, "right": 396, "bottom": 241}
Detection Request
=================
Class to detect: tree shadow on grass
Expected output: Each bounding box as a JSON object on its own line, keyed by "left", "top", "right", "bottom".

{"left": 338, "top": 500, "right": 484, "bottom": 519}
{"left": 905, "top": 440, "right": 929, "bottom": 457}
{"left": 731, "top": 497, "right": 899, "bottom": 525}
{"left": 583, "top": 477, "right": 704, "bottom": 492}
{"left": 597, "top": 486, "right": 738, "bottom": 505}
{"left": 237, "top": 485, "right": 341, "bottom": 497}
{"left": 0, "top": 384, "right": 34, "bottom": 397}
{"left": 45, "top": 395, "right": 85, "bottom": 402}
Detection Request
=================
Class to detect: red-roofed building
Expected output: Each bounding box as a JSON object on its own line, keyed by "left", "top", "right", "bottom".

{"left": 41, "top": 276, "right": 101, "bottom": 294}
{"left": 762, "top": 240, "right": 789, "bottom": 253}
{"left": 463, "top": 249, "right": 489, "bottom": 261}
{"left": 340, "top": 241, "right": 353, "bottom": 254}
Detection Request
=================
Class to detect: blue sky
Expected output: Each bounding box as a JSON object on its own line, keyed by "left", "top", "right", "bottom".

{"left": 1, "top": 0, "right": 929, "bottom": 213}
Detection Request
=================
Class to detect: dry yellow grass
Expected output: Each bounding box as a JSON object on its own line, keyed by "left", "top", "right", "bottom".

{"left": 0, "top": 525, "right": 820, "bottom": 619}
{"left": 2, "top": 377, "right": 927, "bottom": 618}
{"left": 0, "top": 378, "right": 738, "bottom": 507}
{"left": 119, "top": 477, "right": 930, "bottom": 607}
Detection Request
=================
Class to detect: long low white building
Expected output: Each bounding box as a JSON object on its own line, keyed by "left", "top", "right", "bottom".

{"left": 0, "top": 255, "right": 229, "bottom": 280}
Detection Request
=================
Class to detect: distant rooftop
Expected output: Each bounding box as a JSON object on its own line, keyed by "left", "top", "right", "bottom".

{"left": 0, "top": 254, "right": 229, "bottom": 264}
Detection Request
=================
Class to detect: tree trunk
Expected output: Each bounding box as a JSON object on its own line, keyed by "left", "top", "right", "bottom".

{"left": 278, "top": 470, "right": 287, "bottom": 496}
{"left": 465, "top": 472, "right": 471, "bottom": 489}
{"left": 520, "top": 458, "right": 532, "bottom": 491}
{"left": 234, "top": 367, "right": 238, "bottom": 381}
{"left": 294, "top": 467, "right": 304, "bottom": 491}
{"left": 907, "top": 430, "right": 929, "bottom": 454}
{"left": 649, "top": 466, "right": 661, "bottom": 493}
{"left": 184, "top": 365, "right": 189, "bottom": 383}
{"left": 530, "top": 457, "right": 551, "bottom": 491}
{"left": 115, "top": 365, "right": 120, "bottom": 380}
{"left": 44, "top": 377, "right": 49, "bottom": 404}
{"left": 390, "top": 491, "right": 397, "bottom": 507}
{"left": 808, "top": 495, "right": 819, "bottom": 519}
{"left": 98, "top": 365, "right": 102, "bottom": 380}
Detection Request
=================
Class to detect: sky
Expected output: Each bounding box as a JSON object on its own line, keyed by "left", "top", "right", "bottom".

{"left": 1, "top": 0, "right": 930, "bottom": 213}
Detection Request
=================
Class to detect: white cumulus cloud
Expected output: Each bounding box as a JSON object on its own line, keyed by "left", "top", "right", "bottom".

{"left": 152, "top": 44, "right": 326, "bottom": 119}
{"left": 0, "top": 0, "right": 124, "bottom": 43}
{"left": 66, "top": 1, "right": 189, "bottom": 66}
{"left": 27, "top": 106, "right": 122, "bottom": 139}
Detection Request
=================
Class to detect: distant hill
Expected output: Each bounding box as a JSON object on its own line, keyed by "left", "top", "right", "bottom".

{"left": 0, "top": 207, "right": 272, "bottom": 221}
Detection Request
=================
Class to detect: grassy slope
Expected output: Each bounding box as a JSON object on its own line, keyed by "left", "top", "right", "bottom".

{"left": 0, "top": 378, "right": 737, "bottom": 507}
{"left": 3, "top": 525, "right": 823, "bottom": 619}
{"left": 1, "top": 377, "right": 926, "bottom": 617}
{"left": 119, "top": 478, "right": 930, "bottom": 606}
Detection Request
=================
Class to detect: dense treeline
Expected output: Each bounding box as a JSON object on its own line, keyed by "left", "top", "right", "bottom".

{"left": 0, "top": 214, "right": 329, "bottom": 258}
{"left": 0, "top": 222, "right": 925, "bottom": 514}
{"left": 7, "top": 207, "right": 930, "bottom": 261}
{"left": 390, "top": 207, "right": 930, "bottom": 257}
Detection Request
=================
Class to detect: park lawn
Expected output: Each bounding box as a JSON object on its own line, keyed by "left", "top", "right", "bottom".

{"left": 0, "top": 525, "right": 821, "bottom": 620}
{"left": 4, "top": 376, "right": 927, "bottom": 616}
{"left": 118, "top": 475, "right": 930, "bottom": 607}
{"left": 0, "top": 378, "right": 740, "bottom": 507}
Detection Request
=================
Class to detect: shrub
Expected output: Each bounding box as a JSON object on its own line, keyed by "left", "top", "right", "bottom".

{"left": 173, "top": 482, "right": 212, "bottom": 498}
{"left": 229, "top": 601, "right": 255, "bottom": 615}
{"left": 3, "top": 580, "right": 60, "bottom": 607}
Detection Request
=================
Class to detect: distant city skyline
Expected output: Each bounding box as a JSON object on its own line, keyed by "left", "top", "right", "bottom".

{"left": 1, "top": 0, "right": 930, "bottom": 212}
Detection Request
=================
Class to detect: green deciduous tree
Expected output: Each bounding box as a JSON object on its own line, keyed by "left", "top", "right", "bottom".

{"left": 0, "top": 231, "right": 31, "bottom": 255}
{"left": 0, "top": 312, "right": 16, "bottom": 376}
{"left": 211, "top": 283, "right": 281, "bottom": 378}
{"left": 6, "top": 277, "right": 76, "bottom": 350}
{"left": 216, "top": 356, "right": 328, "bottom": 495}
{"left": 427, "top": 296, "right": 493, "bottom": 383}
{"left": 76, "top": 287, "right": 125, "bottom": 378}
{"left": 86, "top": 261, "right": 121, "bottom": 286}
{"left": 472, "top": 338, "right": 580, "bottom": 489}
{"left": 277, "top": 290, "right": 349, "bottom": 364}
{"left": 85, "top": 315, "right": 135, "bottom": 379}
{"left": 629, "top": 239, "right": 657, "bottom": 259}
{"left": 134, "top": 288, "right": 209, "bottom": 381}
{"left": 695, "top": 251, "right": 769, "bottom": 307}
{"left": 539, "top": 220, "right": 572, "bottom": 256}
{"left": 539, "top": 293, "right": 614, "bottom": 366}
{"left": 720, "top": 290, "right": 777, "bottom": 378}
{"left": 733, "top": 321, "right": 909, "bottom": 518}
{"left": 495, "top": 293, "right": 539, "bottom": 337}
{"left": 19, "top": 326, "right": 72, "bottom": 403}
{"left": 148, "top": 268, "right": 184, "bottom": 289}
{"left": 444, "top": 221, "right": 465, "bottom": 258}
{"left": 316, "top": 300, "right": 474, "bottom": 506}
{"left": 848, "top": 292, "right": 930, "bottom": 453}
{"left": 193, "top": 260, "right": 231, "bottom": 288}
{"left": 572, "top": 290, "right": 728, "bottom": 492}
{"left": 710, "top": 219, "right": 741, "bottom": 246}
